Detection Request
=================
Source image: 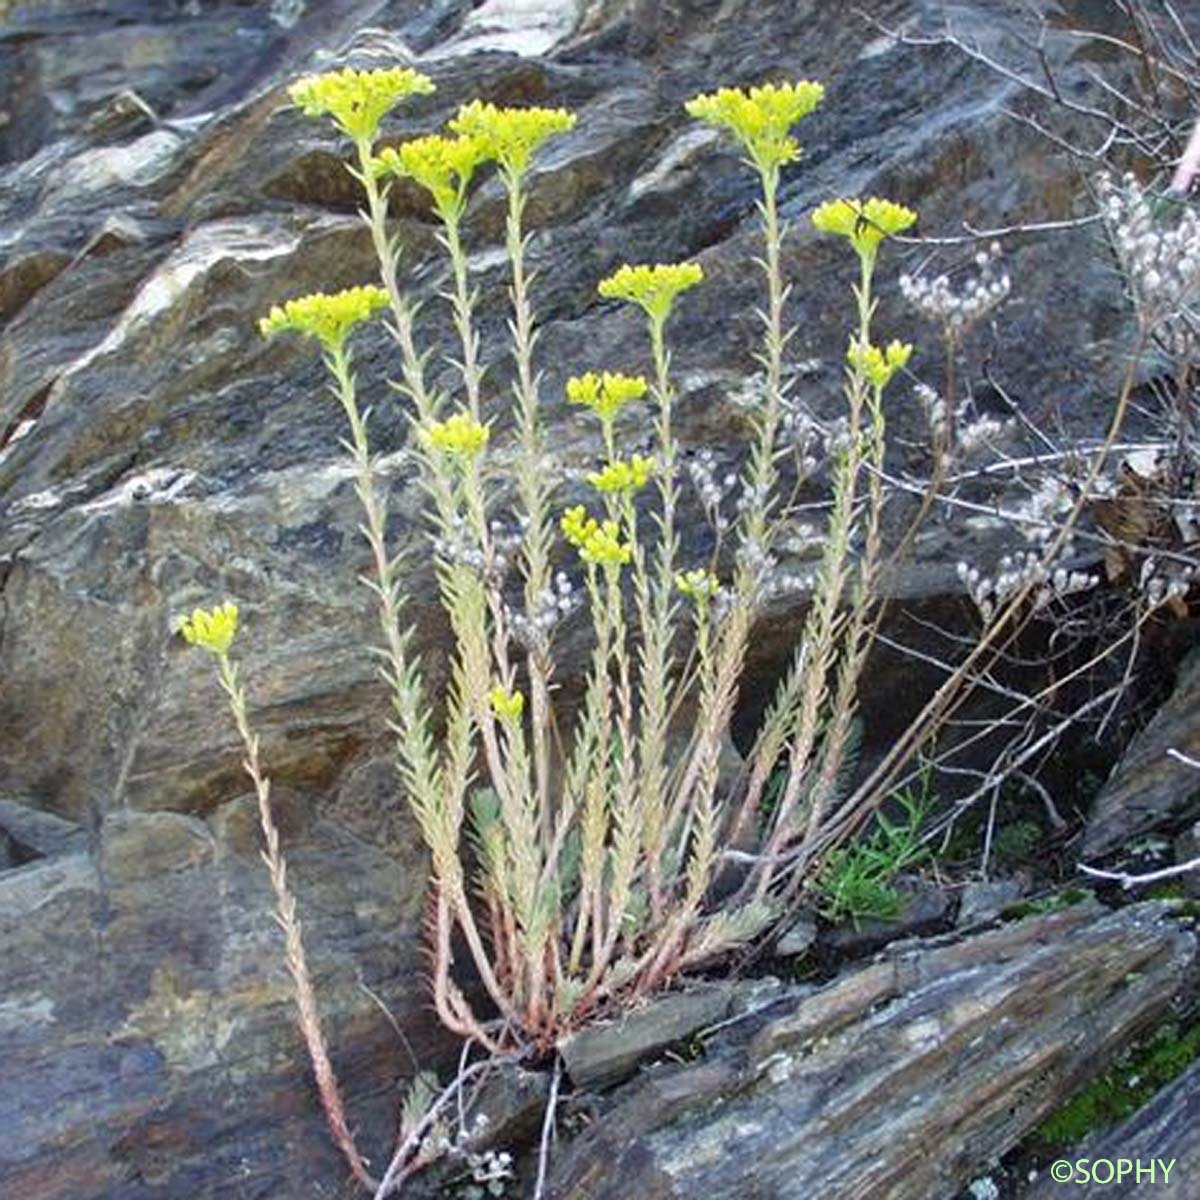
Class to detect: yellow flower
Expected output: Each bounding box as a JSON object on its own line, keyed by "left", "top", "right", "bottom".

{"left": 675, "top": 569, "right": 720, "bottom": 600}
{"left": 259, "top": 285, "right": 390, "bottom": 354}
{"left": 686, "top": 80, "right": 825, "bottom": 173}
{"left": 565, "top": 371, "right": 648, "bottom": 421}
{"left": 811, "top": 197, "right": 917, "bottom": 262}
{"left": 449, "top": 101, "right": 576, "bottom": 178}
{"left": 587, "top": 455, "right": 656, "bottom": 494}
{"left": 561, "top": 506, "right": 632, "bottom": 568}
{"left": 488, "top": 684, "right": 525, "bottom": 722}
{"left": 597, "top": 262, "right": 704, "bottom": 326}
{"left": 288, "top": 67, "right": 435, "bottom": 142}
{"left": 424, "top": 412, "right": 490, "bottom": 458}
{"left": 371, "top": 133, "right": 488, "bottom": 222}
{"left": 846, "top": 338, "right": 913, "bottom": 389}
{"left": 177, "top": 602, "right": 239, "bottom": 656}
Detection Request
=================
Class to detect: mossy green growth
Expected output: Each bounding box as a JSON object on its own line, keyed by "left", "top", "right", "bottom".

{"left": 1037, "top": 1020, "right": 1200, "bottom": 1145}
{"left": 1001, "top": 887, "right": 1093, "bottom": 920}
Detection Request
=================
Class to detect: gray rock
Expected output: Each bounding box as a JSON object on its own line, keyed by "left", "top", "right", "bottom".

{"left": 0, "top": 797, "right": 88, "bottom": 861}
{"left": 0, "top": 0, "right": 1138, "bottom": 826}
{"left": 1084, "top": 649, "right": 1200, "bottom": 860}
{"left": 546, "top": 903, "right": 1197, "bottom": 1200}
{"left": 0, "top": 803, "right": 448, "bottom": 1200}
{"left": 558, "top": 980, "right": 773, "bottom": 1091}
{"left": 774, "top": 911, "right": 819, "bottom": 957}
{"left": 956, "top": 879, "right": 1024, "bottom": 928}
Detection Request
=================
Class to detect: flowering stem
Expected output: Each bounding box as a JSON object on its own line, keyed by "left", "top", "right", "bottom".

{"left": 638, "top": 314, "right": 680, "bottom": 920}
{"left": 355, "top": 138, "right": 439, "bottom": 424}
{"left": 443, "top": 214, "right": 485, "bottom": 422}
{"left": 215, "top": 652, "right": 377, "bottom": 1192}
{"left": 740, "top": 163, "right": 789, "bottom": 560}
{"left": 749, "top": 253, "right": 877, "bottom": 900}
{"left": 326, "top": 347, "right": 521, "bottom": 1039}
{"left": 500, "top": 166, "right": 554, "bottom": 848}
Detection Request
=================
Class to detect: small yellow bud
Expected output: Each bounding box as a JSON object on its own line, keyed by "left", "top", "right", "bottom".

{"left": 846, "top": 338, "right": 913, "bottom": 389}
{"left": 288, "top": 67, "right": 435, "bottom": 142}
{"left": 449, "top": 101, "right": 576, "bottom": 178}
{"left": 597, "top": 262, "right": 704, "bottom": 326}
{"left": 675, "top": 569, "right": 720, "bottom": 600}
{"left": 177, "top": 602, "right": 239, "bottom": 656}
{"left": 259, "top": 285, "right": 389, "bottom": 354}
{"left": 565, "top": 371, "right": 648, "bottom": 422}
{"left": 424, "top": 412, "right": 490, "bottom": 458}
{"left": 587, "top": 454, "right": 656, "bottom": 494}
{"left": 560, "top": 506, "right": 632, "bottom": 568}
{"left": 488, "top": 685, "right": 525, "bottom": 721}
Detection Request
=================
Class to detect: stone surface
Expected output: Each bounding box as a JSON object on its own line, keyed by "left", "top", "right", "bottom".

{"left": 956, "top": 879, "right": 1024, "bottom": 928}
{"left": 0, "top": 0, "right": 1142, "bottom": 825}
{"left": 1084, "top": 648, "right": 1200, "bottom": 860}
{"left": 0, "top": 797, "right": 447, "bottom": 1200}
{"left": 546, "top": 903, "right": 1197, "bottom": 1200}
{"left": 558, "top": 979, "right": 781, "bottom": 1090}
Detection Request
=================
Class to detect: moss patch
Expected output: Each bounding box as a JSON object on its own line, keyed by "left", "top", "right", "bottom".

{"left": 1037, "top": 1019, "right": 1200, "bottom": 1145}
{"left": 1001, "top": 887, "right": 1093, "bottom": 921}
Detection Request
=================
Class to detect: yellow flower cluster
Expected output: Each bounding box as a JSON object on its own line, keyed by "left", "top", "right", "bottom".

{"left": 566, "top": 371, "right": 648, "bottom": 422}
{"left": 811, "top": 197, "right": 917, "bottom": 262}
{"left": 425, "top": 412, "right": 490, "bottom": 458}
{"left": 177, "top": 602, "right": 239, "bottom": 656}
{"left": 488, "top": 684, "right": 525, "bottom": 722}
{"left": 587, "top": 454, "right": 656, "bottom": 494}
{"left": 675, "top": 569, "right": 720, "bottom": 600}
{"left": 371, "top": 134, "right": 488, "bottom": 222}
{"left": 259, "top": 285, "right": 390, "bottom": 353}
{"left": 561, "top": 506, "right": 632, "bottom": 568}
{"left": 686, "top": 80, "right": 825, "bottom": 173}
{"left": 597, "top": 262, "right": 704, "bottom": 325}
{"left": 288, "top": 67, "right": 435, "bottom": 142}
{"left": 449, "top": 101, "right": 576, "bottom": 178}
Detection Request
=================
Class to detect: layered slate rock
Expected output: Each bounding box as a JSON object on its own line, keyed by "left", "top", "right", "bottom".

{"left": 0, "top": 796, "right": 444, "bottom": 1200}
{"left": 545, "top": 903, "right": 1197, "bottom": 1200}
{"left": 0, "top": 0, "right": 1134, "bottom": 822}
{"left": 1083, "top": 648, "right": 1200, "bottom": 860}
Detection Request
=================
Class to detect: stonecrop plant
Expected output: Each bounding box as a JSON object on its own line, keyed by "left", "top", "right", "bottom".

{"left": 181, "top": 65, "right": 920, "bottom": 1191}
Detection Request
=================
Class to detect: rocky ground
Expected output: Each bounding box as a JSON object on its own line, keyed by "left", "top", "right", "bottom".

{"left": 1, "top": 0, "right": 1198, "bottom": 1197}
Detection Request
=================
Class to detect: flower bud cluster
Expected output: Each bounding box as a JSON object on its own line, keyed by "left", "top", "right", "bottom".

{"left": 425, "top": 1111, "right": 513, "bottom": 1190}
{"left": 899, "top": 242, "right": 1010, "bottom": 337}
{"left": 1139, "top": 557, "right": 1193, "bottom": 610}
{"left": 486, "top": 517, "right": 525, "bottom": 580}
{"left": 1098, "top": 172, "right": 1200, "bottom": 333}
{"left": 957, "top": 553, "right": 1098, "bottom": 622}
{"left": 737, "top": 536, "right": 808, "bottom": 605}
{"left": 1012, "top": 477, "right": 1075, "bottom": 544}
{"left": 432, "top": 513, "right": 486, "bottom": 571}
{"left": 687, "top": 448, "right": 738, "bottom": 532}
{"left": 506, "top": 572, "right": 579, "bottom": 650}
{"left": 957, "top": 409, "right": 1012, "bottom": 455}
{"left": 918, "top": 383, "right": 1014, "bottom": 457}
